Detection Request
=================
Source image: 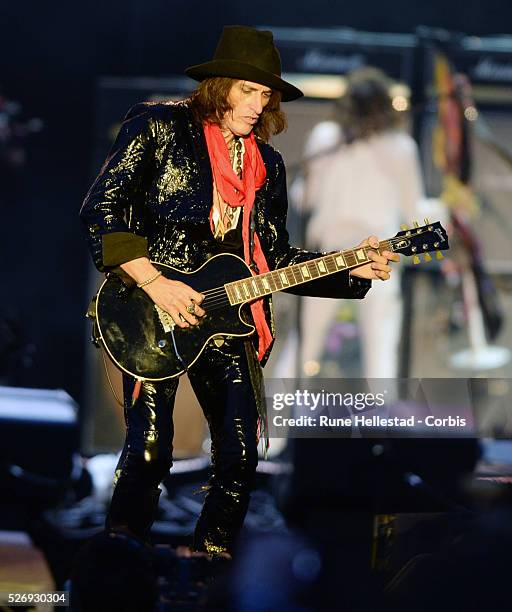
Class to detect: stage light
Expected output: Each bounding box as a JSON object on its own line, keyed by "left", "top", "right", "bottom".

{"left": 392, "top": 95, "right": 409, "bottom": 112}
{"left": 303, "top": 360, "right": 320, "bottom": 376}
{"left": 464, "top": 106, "right": 478, "bottom": 121}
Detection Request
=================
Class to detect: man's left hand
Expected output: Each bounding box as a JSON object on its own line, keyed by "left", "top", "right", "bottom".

{"left": 349, "top": 235, "right": 400, "bottom": 281}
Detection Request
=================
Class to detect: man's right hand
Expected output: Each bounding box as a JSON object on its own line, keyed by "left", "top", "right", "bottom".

{"left": 120, "top": 257, "right": 205, "bottom": 327}
{"left": 143, "top": 276, "right": 205, "bottom": 328}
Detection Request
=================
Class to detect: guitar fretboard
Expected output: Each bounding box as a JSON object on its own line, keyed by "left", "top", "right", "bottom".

{"left": 225, "top": 240, "right": 392, "bottom": 305}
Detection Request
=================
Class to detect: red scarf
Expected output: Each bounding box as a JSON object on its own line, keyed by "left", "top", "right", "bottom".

{"left": 203, "top": 121, "right": 273, "bottom": 362}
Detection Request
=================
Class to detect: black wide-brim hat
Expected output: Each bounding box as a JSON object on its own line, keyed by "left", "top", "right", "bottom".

{"left": 185, "top": 25, "right": 303, "bottom": 102}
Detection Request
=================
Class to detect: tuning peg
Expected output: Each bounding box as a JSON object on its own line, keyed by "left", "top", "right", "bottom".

{"left": 412, "top": 255, "right": 421, "bottom": 265}
{"left": 413, "top": 220, "right": 419, "bottom": 228}
{"left": 436, "top": 251, "right": 444, "bottom": 260}
{"left": 424, "top": 218, "right": 431, "bottom": 225}
{"left": 400, "top": 224, "right": 409, "bottom": 231}
{"left": 423, "top": 253, "right": 432, "bottom": 262}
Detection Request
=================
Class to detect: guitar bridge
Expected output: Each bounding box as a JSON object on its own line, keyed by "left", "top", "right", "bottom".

{"left": 155, "top": 304, "right": 175, "bottom": 332}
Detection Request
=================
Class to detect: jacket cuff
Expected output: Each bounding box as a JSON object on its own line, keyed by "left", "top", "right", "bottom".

{"left": 349, "top": 273, "right": 372, "bottom": 298}
{"left": 102, "top": 232, "right": 149, "bottom": 267}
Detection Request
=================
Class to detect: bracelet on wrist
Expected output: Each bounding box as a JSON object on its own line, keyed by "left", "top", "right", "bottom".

{"left": 136, "top": 271, "right": 162, "bottom": 288}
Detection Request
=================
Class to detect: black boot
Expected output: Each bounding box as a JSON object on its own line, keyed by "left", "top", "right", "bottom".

{"left": 106, "top": 487, "right": 162, "bottom": 544}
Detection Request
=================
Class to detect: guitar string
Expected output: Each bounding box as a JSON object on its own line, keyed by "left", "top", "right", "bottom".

{"left": 198, "top": 231, "right": 437, "bottom": 299}
{"left": 199, "top": 236, "right": 443, "bottom": 311}
{"left": 202, "top": 260, "right": 401, "bottom": 312}
{"left": 185, "top": 232, "right": 444, "bottom": 312}
{"left": 199, "top": 245, "right": 387, "bottom": 301}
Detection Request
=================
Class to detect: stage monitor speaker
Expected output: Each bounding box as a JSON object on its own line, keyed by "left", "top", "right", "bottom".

{"left": 285, "top": 437, "right": 480, "bottom": 515}
{"left": 0, "top": 386, "right": 79, "bottom": 483}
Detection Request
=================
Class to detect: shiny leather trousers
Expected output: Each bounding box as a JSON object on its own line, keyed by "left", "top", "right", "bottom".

{"left": 105, "top": 338, "right": 261, "bottom": 555}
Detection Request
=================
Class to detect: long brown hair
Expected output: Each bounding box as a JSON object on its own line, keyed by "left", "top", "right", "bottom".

{"left": 335, "top": 67, "right": 401, "bottom": 143}
{"left": 188, "top": 77, "right": 287, "bottom": 142}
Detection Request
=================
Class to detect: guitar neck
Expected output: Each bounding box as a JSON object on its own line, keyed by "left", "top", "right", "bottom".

{"left": 225, "top": 240, "right": 393, "bottom": 305}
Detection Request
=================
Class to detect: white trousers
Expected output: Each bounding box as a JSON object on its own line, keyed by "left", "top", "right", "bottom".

{"left": 275, "top": 275, "right": 402, "bottom": 379}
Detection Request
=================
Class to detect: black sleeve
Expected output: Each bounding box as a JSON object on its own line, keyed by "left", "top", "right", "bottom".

{"left": 79, "top": 103, "right": 157, "bottom": 271}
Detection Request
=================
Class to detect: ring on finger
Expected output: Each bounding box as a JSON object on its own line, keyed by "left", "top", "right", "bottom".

{"left": 186, "top": 303, "right": 196, "bottom": 314}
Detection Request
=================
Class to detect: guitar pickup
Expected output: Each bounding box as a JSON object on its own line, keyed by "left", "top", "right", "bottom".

{"left": 155, "top": 304, "right": 175, "bottom": 332}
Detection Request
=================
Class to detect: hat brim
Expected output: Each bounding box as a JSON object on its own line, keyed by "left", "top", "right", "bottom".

{"left": 185, "top": 59, "right": 303, "bottom": 102}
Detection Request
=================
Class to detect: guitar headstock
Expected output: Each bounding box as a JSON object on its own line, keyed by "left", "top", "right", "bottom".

{"left": 391, "top": 220, "right": 449, "bottom": 264}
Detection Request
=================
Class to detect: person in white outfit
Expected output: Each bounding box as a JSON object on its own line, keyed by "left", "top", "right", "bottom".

{"left": 278, "top": 67, "right": 424, "bottom": 379}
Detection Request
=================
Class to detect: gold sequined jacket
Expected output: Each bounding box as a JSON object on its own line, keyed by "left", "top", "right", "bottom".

{"left": 80, "top": 100, "right": 370, "bottom": 364}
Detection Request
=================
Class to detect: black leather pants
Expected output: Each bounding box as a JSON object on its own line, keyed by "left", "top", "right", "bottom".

{"left": 105, "top": 337, "right": 261, "bottom": 554}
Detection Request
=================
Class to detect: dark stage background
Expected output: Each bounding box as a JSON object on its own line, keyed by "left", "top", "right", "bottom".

{"left": 0, "top": 0, "right": 510, "bottom": 412}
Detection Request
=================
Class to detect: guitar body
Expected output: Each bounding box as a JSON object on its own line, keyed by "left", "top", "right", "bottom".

{"left": 95, "top": 253, "right": 255, "bottom": 381}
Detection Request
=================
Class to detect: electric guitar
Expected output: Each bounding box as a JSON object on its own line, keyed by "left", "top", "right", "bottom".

{"left": 94, "top": 221, "right": 449, "bottom": 381}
